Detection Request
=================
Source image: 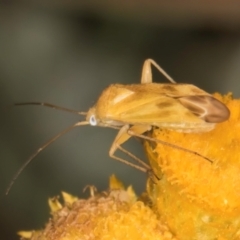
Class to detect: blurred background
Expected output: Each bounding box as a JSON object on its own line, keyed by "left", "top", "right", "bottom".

{"left": 1, "top": 1, "right": 240, "bottom": 239}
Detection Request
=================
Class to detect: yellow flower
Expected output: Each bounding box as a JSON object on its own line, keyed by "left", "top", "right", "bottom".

{"left": 145, "top": 93, "right": 240, "bottom": 239}
{"left": 19, "top": 175, "right": 175, "bottom": 240}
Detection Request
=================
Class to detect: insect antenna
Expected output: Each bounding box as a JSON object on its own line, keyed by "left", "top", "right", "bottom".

{"left": 5, "top": 121, "right": 89, "bottom": 195}
{"left": 128, "top": 131, "right": 213, "bottom": 163}
{"left": 14, "top": 102, "right": 87, "bottom": 116}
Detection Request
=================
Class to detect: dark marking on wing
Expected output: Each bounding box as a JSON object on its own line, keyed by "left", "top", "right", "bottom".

{"left": 157, "top": 101, "right": 175, "bottom": 108}
{"left": 177, "top": 95, "right": 230, "bottom": 123}
{"left": 161, "top": 85, "right": 179, "bottom": 93}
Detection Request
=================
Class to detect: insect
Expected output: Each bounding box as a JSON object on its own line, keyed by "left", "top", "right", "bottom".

{"left": 6, "top": 59, "right": 230, "bottom": 195}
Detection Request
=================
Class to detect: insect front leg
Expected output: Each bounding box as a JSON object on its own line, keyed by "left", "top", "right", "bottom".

{"left": 109, "top": 124, "right": 151, "bottom": 172}
{"left": 141, "top": 59, "right": 176, "bottom": 84}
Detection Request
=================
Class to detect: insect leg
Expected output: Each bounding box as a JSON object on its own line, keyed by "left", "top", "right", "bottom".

{"left": 109, "top": 124, "right": 151, "bottom": 172}
{"left": 127, "top": 131, "right": 213, "bottom": 163}
{"left": 141, "top": 59, "right": 176, "bottom": 84}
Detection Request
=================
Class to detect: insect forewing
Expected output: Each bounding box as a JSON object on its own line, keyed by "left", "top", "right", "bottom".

{"left": 95, "top": 83, "right": 229, "bottom": 132}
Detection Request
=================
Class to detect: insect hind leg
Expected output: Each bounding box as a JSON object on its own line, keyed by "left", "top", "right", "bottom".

{"left": 141, "top": 59, "right": 176, "bottom": 84}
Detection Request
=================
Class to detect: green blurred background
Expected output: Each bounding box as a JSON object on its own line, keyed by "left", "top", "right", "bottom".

{"left": 1, "top": 2, "right": 240, "bottom": 239}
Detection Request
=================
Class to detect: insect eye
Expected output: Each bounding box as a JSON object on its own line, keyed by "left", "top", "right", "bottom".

{"left": 89, "top": 115, "right": 97, "bottom": 126}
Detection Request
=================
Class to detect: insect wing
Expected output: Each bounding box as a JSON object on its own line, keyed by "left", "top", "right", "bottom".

{"left": 112, "top": 95, "right": 205, "bottom": 124}
{"left": 100, "top": 83, "right": 229, "bottom": 131}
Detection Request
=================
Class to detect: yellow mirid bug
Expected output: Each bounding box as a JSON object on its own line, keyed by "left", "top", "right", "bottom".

{"left": 6, "top": 59, "right": 230, "bottom": 194}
